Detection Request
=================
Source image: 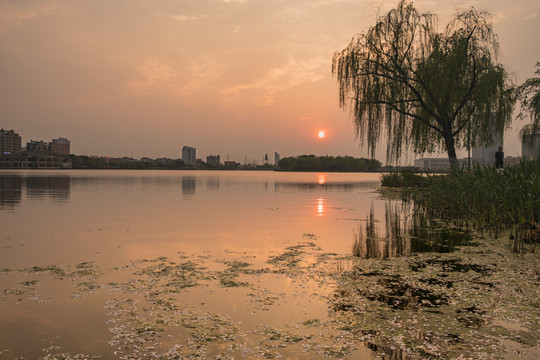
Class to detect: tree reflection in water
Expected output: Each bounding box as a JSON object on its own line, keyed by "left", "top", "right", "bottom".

{"left": 352, "top": 200, "right": 472, "bottom": 259}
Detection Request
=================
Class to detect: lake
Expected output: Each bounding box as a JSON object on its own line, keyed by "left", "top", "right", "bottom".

{"left": 0, "top": 170, "right": 386, "bottom": 359}
{"left": 1, "top": 169, "right": 539, "bottom": 360}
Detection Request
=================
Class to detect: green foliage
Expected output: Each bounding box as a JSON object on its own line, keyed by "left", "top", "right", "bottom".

{"left": 332, "top": 0, "right": 514, "bottom": 164}
{"left": 277, "top": 155, "right": 381, "bottom": 172}
{"left": 516, "top": 62, "right": 540, "bottom": 124}
{"left": 516, "top": 62, "right": 540, "bottom": 143}
{"left": 413, "top": 161, "right": 540, "bottom": 251}
{"left": 380, "top": 169, "right": 426, "bottom": 187}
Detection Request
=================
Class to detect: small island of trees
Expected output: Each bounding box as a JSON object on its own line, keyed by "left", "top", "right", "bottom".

{"left": 277, "top": 155, "right": 381, "bottom": 172}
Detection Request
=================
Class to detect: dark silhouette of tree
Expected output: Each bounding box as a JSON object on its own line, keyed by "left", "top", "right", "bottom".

{"left": 277, "top": 155, "right": 381, "bottom": 172}
{"left": 516, "top": 62, "right": 540, "bottom": 141}
{"left": 332, "top": 0, "right": 514, "bottom": 165}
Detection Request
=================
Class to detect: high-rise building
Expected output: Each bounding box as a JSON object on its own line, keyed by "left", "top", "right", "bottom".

{"left": 50, "top": 137, "right": 70, "bottom": 156}
{"left": 472, "top": 141, "right": 502, "bottom": 166}
{"left": 182, "top": 146, "right": 196, "bottom": 165}
{"left": 274, "top": 152, "right": 280, "bottom": 165}
{"left": 0, "top": 129, "right": 22, "bottom": 155}
{"left": 522, "top": 131, "right": 540, "bottom": 161}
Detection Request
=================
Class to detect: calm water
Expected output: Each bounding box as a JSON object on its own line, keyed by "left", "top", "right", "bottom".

{"left": 0, "top": 170, "right": 384, "bottom": 268}
{"left": 0, "top": 170, "right": 386, "bottom": 359}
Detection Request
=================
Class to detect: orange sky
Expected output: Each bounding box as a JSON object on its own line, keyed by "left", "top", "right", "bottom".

{"left": 1, "top": 0, "right": 538, "bottom": 164}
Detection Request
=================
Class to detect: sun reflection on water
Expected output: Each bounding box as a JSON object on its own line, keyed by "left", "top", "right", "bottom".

{"left": 317, "top": 197, "right": 324, "bottom": 216}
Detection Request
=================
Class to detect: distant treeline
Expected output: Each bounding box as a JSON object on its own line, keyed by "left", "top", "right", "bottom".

{"left": 278, "top": 155, "right": 381, "bottom": 172}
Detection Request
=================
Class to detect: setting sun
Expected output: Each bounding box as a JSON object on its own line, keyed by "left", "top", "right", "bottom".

{"left": 318, "top": 130, "right": 326, "bottom": 139}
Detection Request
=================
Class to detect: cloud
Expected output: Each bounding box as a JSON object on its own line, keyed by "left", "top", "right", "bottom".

{"left": 124, "top": 57, "right": 223, "bottom": 100}
{"left": 221, "top": 56, "right": 328, "bottom": 106}
{"left": 523, "top": 12, "right": 538, "bottom": 21}
{"left": 0, "top": 2, "right": 58, "bottom": 35}
{"left": 492, "top": 10, "right": 507, "bottom": 23}
{"left": 158, "top": 11, "right": 208, "bottom": 23}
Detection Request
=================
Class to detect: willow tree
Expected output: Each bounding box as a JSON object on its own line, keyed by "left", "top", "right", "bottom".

{"left": 332, "top": 0, "right": 514, "bottom": 165}
{"left": 516, "top": 62, "right": 540, "bottom": 142}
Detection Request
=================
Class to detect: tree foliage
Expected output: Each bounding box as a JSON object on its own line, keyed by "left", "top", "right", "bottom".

{"left": 277, "top": 155, "right": 381, "bottom": 172}
{"left": 332, "top": 0, "right": 514, "bottom": 164}
{"left": 516, "top": 62, "right": 540, "bottom": 139}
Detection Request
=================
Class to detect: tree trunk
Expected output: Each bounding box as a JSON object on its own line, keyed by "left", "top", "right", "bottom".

{"left": 444, "top": 135, "right": 459, "bottom": 167}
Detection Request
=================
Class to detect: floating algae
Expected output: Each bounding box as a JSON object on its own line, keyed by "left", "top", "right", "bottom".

{"left": 1, "top": 233, "right": 539, "bottom": 359}
{"left": 330, "top": 235, "right": 540, "bottom": 359}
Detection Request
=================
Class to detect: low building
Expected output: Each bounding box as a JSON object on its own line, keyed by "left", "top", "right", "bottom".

{"left": 0, "top": 154, "right": 72, "bottom": 169}
{"left": 413, "top": 157, "right": 451, "bottom": 171}
{"left": 223, "top": 161, "right": 239, "bottom": 169}
{"left": 206, "top": 155, "right": 220, "bottom": 167}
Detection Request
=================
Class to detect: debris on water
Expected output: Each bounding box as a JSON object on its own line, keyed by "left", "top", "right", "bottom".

{"left": 1, "top": 232, "right": 538, "bottom": 359}
{"left": 331, "top": 234, "right": 540, "bottom": 359}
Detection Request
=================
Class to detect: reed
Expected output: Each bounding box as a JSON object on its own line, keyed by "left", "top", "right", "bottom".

{"left": 380, "top": 168, "right": 427, "bottom": 188}
{"left": 413, "top": 160, "right": 539, "bottom": 252}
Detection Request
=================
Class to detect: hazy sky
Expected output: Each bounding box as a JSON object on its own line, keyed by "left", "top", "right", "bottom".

{"left": 1, "top": 0, "right": 539, "bottom": 164}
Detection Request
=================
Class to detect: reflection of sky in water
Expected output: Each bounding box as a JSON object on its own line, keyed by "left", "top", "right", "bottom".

{"left": 0, "top": 169, "right": 387, "bottom": 358}
{"left": 0, "top": 170, "right": 382, "bottom": 268}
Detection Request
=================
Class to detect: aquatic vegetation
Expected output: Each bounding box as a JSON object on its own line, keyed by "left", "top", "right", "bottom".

{"left": 267, "top": 242, "right": 319, "bottom": 271}
{"left": 181, "top": 312, "right": 238, "bottom": 344}
{"left": 134, "top": 258, "right": 208, "bottom": 291}
{"left": 414, "top": 161, "right": 540, "bottom": 252}
{"left": 25, "top": 265, "right": 66, "bottom": 277}
{"left": 76, "top": 281, "right": 99, "bottom": 292}
{"left": 380, "top": 168, "right": 427, "bottom": 188}
{"left": 264, "top": 326, "right": 308, "bottom": 343}
{"left": 20, "top": 279, "right": 39, "bottom": 286}
{"left": 332, "top": 235, "right": 540, "bottom": 359}
{"left": 40, "top": 352, "right": 102, "bottom": 359}
{"left": 1, "top": 232, "right": 538, "bottom": 359}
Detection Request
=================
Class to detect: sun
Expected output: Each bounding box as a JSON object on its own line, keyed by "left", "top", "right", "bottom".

{"left": 318, "top": 130, "right": 326, "bottom": 139}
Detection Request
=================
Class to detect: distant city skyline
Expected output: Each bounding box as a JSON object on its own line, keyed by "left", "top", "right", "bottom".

{"left": 0, "top": 125, "right": 532, "bottom": 167}
{"left": 1, "top": 1, "right": 538, "bottom": 164}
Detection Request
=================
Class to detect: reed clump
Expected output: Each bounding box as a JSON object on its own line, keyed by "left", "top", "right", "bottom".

{"left": 413, "top": 161, "right": 539, "bottom": 252}
{"left": 381, "top": 168, "right": 427, "bottom": 188}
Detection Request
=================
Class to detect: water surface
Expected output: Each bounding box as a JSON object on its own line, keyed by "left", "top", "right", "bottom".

{"left": 2, "top": 170, "right": 537, "bottom": 360}
{"left": 0, "top": 170, "right": 385, "bottom": 359}
{"left": 1, "top": 170, "right": 383, "bottom": 267}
